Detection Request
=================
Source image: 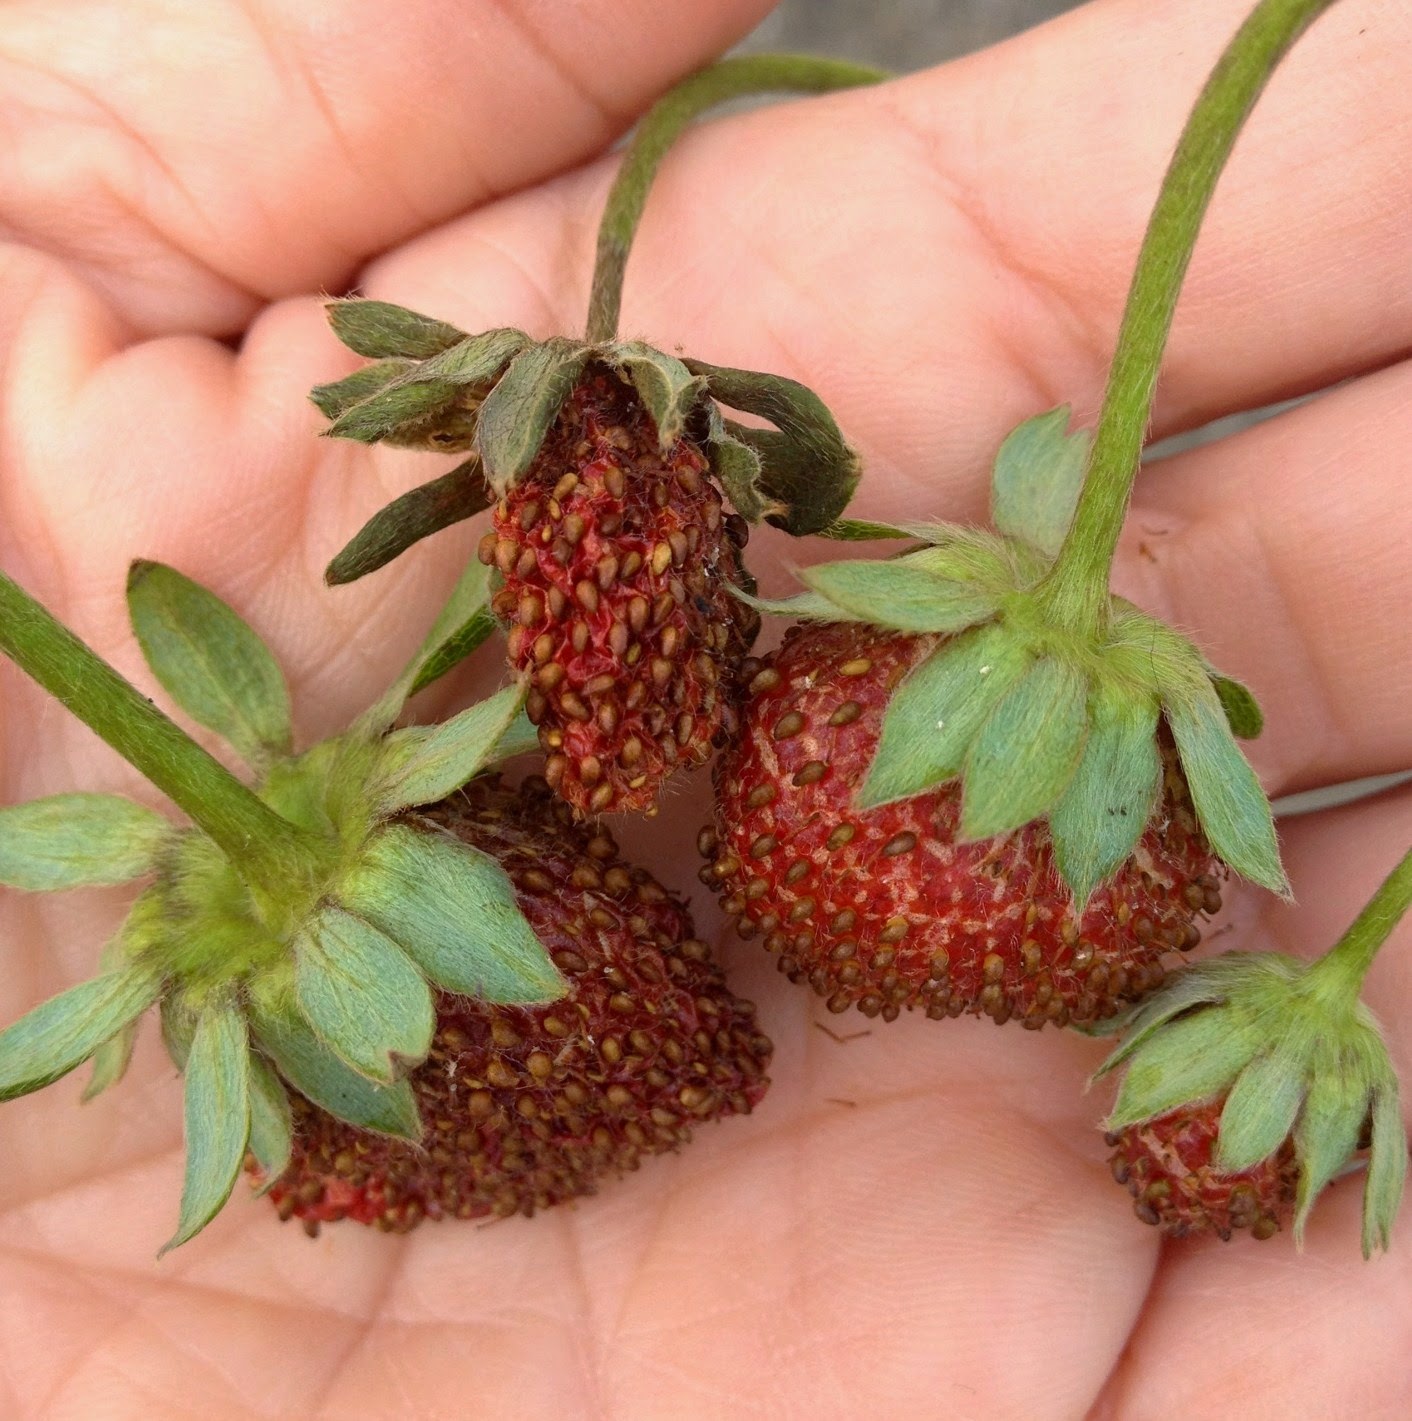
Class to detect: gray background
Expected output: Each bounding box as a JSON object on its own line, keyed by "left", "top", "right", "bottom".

{"left": 741, "top": 0, "right": 1082, "bottom": 69}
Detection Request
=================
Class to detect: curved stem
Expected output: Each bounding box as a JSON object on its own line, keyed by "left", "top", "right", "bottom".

{"left": 1309, "top": 845, "right": 1412, "bottom": 999}
{"left": 585, "top": 53, "right": 886, "bottom": 345}
{"left": 1038, "top": 0, "right": 1341, "bottom": 634}
{"left": 0, "top": 571, "right": 324, "bottom": 891}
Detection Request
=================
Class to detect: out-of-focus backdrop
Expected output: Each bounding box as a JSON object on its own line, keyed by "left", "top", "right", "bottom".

{"left": 741, "top": 0, "right": 1082, "bottom": 69}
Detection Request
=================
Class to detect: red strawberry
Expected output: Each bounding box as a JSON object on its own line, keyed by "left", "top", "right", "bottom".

{"left": 264, "top": 775, "right": 772, "bottom": 1233}
{"left": 702, "top": 621, "right": 1223, "bottom": 1027}
{"left": 1106, "top": 1097, "right": 1298, "bottom": 1240}
{"left": 479, "top": 367, "right": 757, "bottom": 816}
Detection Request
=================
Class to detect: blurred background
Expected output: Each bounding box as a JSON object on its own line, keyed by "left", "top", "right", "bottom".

{"left": 741, "top": 0, "right": 1083, "bottom": 69}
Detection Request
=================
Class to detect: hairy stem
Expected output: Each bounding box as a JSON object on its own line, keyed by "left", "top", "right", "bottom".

{"left": 1039, "top": 0, "right": 1341, "bottom": 633}
{"left": 1309, "top": 844, "right": 1412, "bottom": 999}
{"left": 0, "top": 571, "right": 323, "bottom": 890}
{"left": 585, "top": 53, "right": 886, "bottom": 344}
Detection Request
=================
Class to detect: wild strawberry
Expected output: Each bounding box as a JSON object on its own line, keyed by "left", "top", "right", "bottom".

{"left": 1106, "top": 1096, "right": 1297, "bottom": 1240}
{"left": 476, "top": 366, "right": 758, "bottom": 815}
{"left": 263, "top": 775, "right": 772, "bottom": 1232}
{"left": 703, "top": 620, "right": 1222, "bottom": 1027}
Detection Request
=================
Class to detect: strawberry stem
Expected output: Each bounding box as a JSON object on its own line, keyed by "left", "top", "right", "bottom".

{"left": 1038, "top": 0, "right": 1341, "bottom": 635}
{"left": 1307, "top": 844, "right": 1412, "bottom": 1000}
{"left": 585, "top": 53, "right": 886, "bottom": 345}
{"left": 0, "top": 570, "right": 326, "bottom": 892}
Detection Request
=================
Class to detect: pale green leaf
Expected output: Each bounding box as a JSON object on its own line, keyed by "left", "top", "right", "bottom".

{"left": 1217, "top": 1050, "right": 1306, "bottom": 1171}
{"left": 734, "top": 588, "right": 855, "bottom": 623}
{"left": 0, "top": 971, "right": 160, "bottom": 1100}
{"left": 1166, "top": 683, "right": 1288, "bottom": 895}
{"left": 374, "top": 684, "right": 525, "bottom": 812}
{"left": 128, "top": 561, "right": 292, "bottom": 767}
{"left": 251, "top": 1001, "right": 421, "bottom": 1139}
{"left": 246, "top": 1053, "right": 293, "bottom": 1192}
{"left": 1292, "top": 1068, "right": 1366, "bottom": 1246}
{"left": 487, "top": 708, "right": 541, "bottom": 762}
{"left": 609, "top": 342, "right": 705, "bottom": 448}
{"left": 0, "top": 794, "right": 171, "bottom": 890}
{"left": 960, "top": 657, "right": 1089, "bottom": 839}
{"left": 1364, "top": 1085, "right": 1407, "bottom": 1257}
{"left": 82, "top": 1023, "right": 140, "bottom": 1101}
{"left": 408, "top": 608, "right": 498, "bottom": 699}
{"left": 1211, "top": 673, "right": 1264, "bottom": 739}
{"left": 990, "top": 406, "right": 1090, "bottom": 557}
{"left": 341, "top": 824, "right": 564, "bottom": 1003}
{"left": 475, "top": 338, "right": 588, "bottom": 489}
{"left": 859, "top": 624, "right": 1029, "bottom": 808}
{"left": 162, "top": 1001, "right": 251, "bottom": 1253}
{"left": 799, "top": 559, "right": 998, "bottom": 634}
{"left": 294, "top": 907, "right": 435, "bottom": 1082}
{"left": 1050, "top": 688, "right": 1161, "bottom": 907}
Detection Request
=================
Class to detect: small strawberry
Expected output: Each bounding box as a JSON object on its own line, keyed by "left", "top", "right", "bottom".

{"left": 476, "top": 365, "right": 758, "bottom": 814}
{"left": 1096, "top": 842, "right": 1412, "bottom": 1256}
{"left": 312, "top": 57, "right": 881, "bottom": 814}
{"left": 264, "top": 776, "right": 771, "bottom": 1232}
{"left": 1106, "top": 1097, "right": 1297, "bottom": 1240}
{"left": 704, "top": 619, "right": 1222, "bottom": 1026}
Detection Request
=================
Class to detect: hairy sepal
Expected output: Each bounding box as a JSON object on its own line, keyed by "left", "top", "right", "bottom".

{"left": 989, "top": 406, "right": 1090, "bottom": 557}
{"left": 798, "top": 558, "right": 999, "bottom": 635}
{"left": 326, "top": 299, "right": 468, "bottom": 361}
{"left": 0, "top": 793, "right": 172, "bottom": 891}
{"left": 246, "top": 1052, "right": 294, "bottom": 1191}
{"left": 606, "top": 342, "right": 706, "bottom": 449}
{"left": 339, "top": 824, "right": 565, "bottom": 1003}
{"left": 476, "top": 338, "right": 590, "bottom": 491}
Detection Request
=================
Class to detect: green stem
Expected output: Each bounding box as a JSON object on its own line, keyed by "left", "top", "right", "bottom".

{"left": 585, "top": 53, "right": 886, "bottom": 344}
{"left": 1038, "top": 0, "right": 1340, "bottom": 634}
{"left": 1309, "top": 845, "right": 1412, "bottom": 998}
{"left": 0, "top": 570, "right": 324, "bottom": 891}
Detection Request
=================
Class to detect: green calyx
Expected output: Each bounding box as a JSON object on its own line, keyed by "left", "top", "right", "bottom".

{"left": 1096, "top": 912, "right": 1410, "bottom": 1257}
{"left": 756, "top": 408, "right": 1285, "bottom": 906}
{"left": 314, "top": 301, "right": 861, "bottom": 574}
{"left": 0, "top": 557, "right": 563, "bottom": 1250}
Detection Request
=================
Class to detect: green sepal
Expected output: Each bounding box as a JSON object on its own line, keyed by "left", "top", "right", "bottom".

{"left": 989, "top": 406, "right": 1090, "bottom": 558}
{"left": 1050, "top": 687, "right": 1161, "bottom": 908}
{"left": 358, "top": 561, "right": 493, "bottom": 734}
{"left": 606, "top": 342, "right": 705, "bottom": 449}
{"left": 734, "top": 588, "right": 865, "bottom": 623}
{"left": 1105, "top": 1004, "right": 1262, "bottom": 1130}
{"left": 160, "top": 994, "right": 198, "bottom": 1071}
{"left": 797, "top": 558, "right": 999, "bottom": 635}
{"left": 326, "top": 299, "right": 467, "bottom": 360}
{"left": 701, "top": 401, "right": 772, "bottom": 523}
{"left": 373, "top": 683, "right": 526, "bottom": 812}
{"left": 1363, "top": 1084, "right": 1406, "bottom": 1257}
{"left": 81, "top": 904, "right": 158, "bottom": 1100}
{"left": 310, "top": 359, "right": 416, "bottom": 422}
{"left": 293, "top": 905, "right": 435, "bottom": 1083}
{"left": 1292, "top": 1064, "right": 1367, "bottom": 1247}
{"left": 487, "top": 708, "right": 541, "bottom": 762}
{"left": 476, "top": 338, "right": 589, "bottom": 490}
{"left": 82, "top": 1023, "right": 140, "bottom": 1101}
{"left": 0, "top": 793, "right": 172, "bottom": 891}
{"left": 250, "top": 996, "right": 421, "bottom": 1140}
{"left": 162, "top": 999, "right": 251, "bottom": 1254}
{"left": 960, "top": 657, "right": 1089, "bottom": 840}
{"left": 128, "top": 560, "right": 292, "bottom": 768}
{"left": 408, "top": 609, "right": 498, "bottom": 699}
{"left": 246, "top": 1052, "right": 294, "bottom": 1193}
{"left": 1216, "top": 1048, "right": 1307, "bottom": 1172}
{"left": 1166, "top": 680, "right": 1289, "bottom": 896}
{"left": 0, "top": 970, "right": 162, "bottom": 1100}
{"left": 325, "top": 459, "right": 491, "bottom": 586}
{"left": 817, "top": 518, "right": 915, "bottom": 541}
{"left": 1211, "top": 673, "right": 1264, "bottom": 739}
{"left": 859, "top": 624, "right": 1028, "bottom": 808}
{"left": 339, "top": 823, "right": 565, "bottom": 1003}
{"left": 686, "top": 360, "right": 860, "bottom": 535}
{"left": 325, "top": 377, "right": 460, "bottom": 445}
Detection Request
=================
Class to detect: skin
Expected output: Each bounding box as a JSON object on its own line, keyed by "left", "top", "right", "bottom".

{"left": 0, "top": 0, "right": 1409, "bottom": 1414}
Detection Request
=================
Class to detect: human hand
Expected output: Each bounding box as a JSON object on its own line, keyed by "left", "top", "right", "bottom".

{"left": 1, "top": 0, "right": 1409, "bottom": 1415}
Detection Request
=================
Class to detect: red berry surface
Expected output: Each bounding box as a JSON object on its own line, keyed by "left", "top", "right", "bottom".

{"left": 480, "top": 367, "right": 756, "bottom": 816}
{"left": 1107, "top": 1096, "right": 1298, "bottom": 1240}
{"left": 703, "top": 621, "right": 1224, "bottom": 1027}
{"left": 263, "top": 776, "right": 771, "bottom": 1234}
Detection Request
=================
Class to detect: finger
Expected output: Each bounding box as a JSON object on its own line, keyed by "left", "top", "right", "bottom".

{"left": 0, "top": 0, "right": 773, "bottom": 337}
{"left": 1096, "top": 787, "right": 1412, "bottom": 1417}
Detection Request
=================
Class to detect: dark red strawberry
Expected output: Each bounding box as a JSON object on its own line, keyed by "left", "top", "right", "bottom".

{"left": 479, "top": 367, "right": 757, "bottom": 816}
{"left": 264, "top": 775, "right": 772, "bottom": 1233}
{"left": 1106, "top": 1096, "right": 1298, "bottom": 1240}
{"left": 702, "top": 621, "right": 1223, "bottom": 1028}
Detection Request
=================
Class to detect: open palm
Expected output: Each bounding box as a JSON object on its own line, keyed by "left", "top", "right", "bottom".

{"left": 1, "top": 0, "right": 1410, "bottom": 1415}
